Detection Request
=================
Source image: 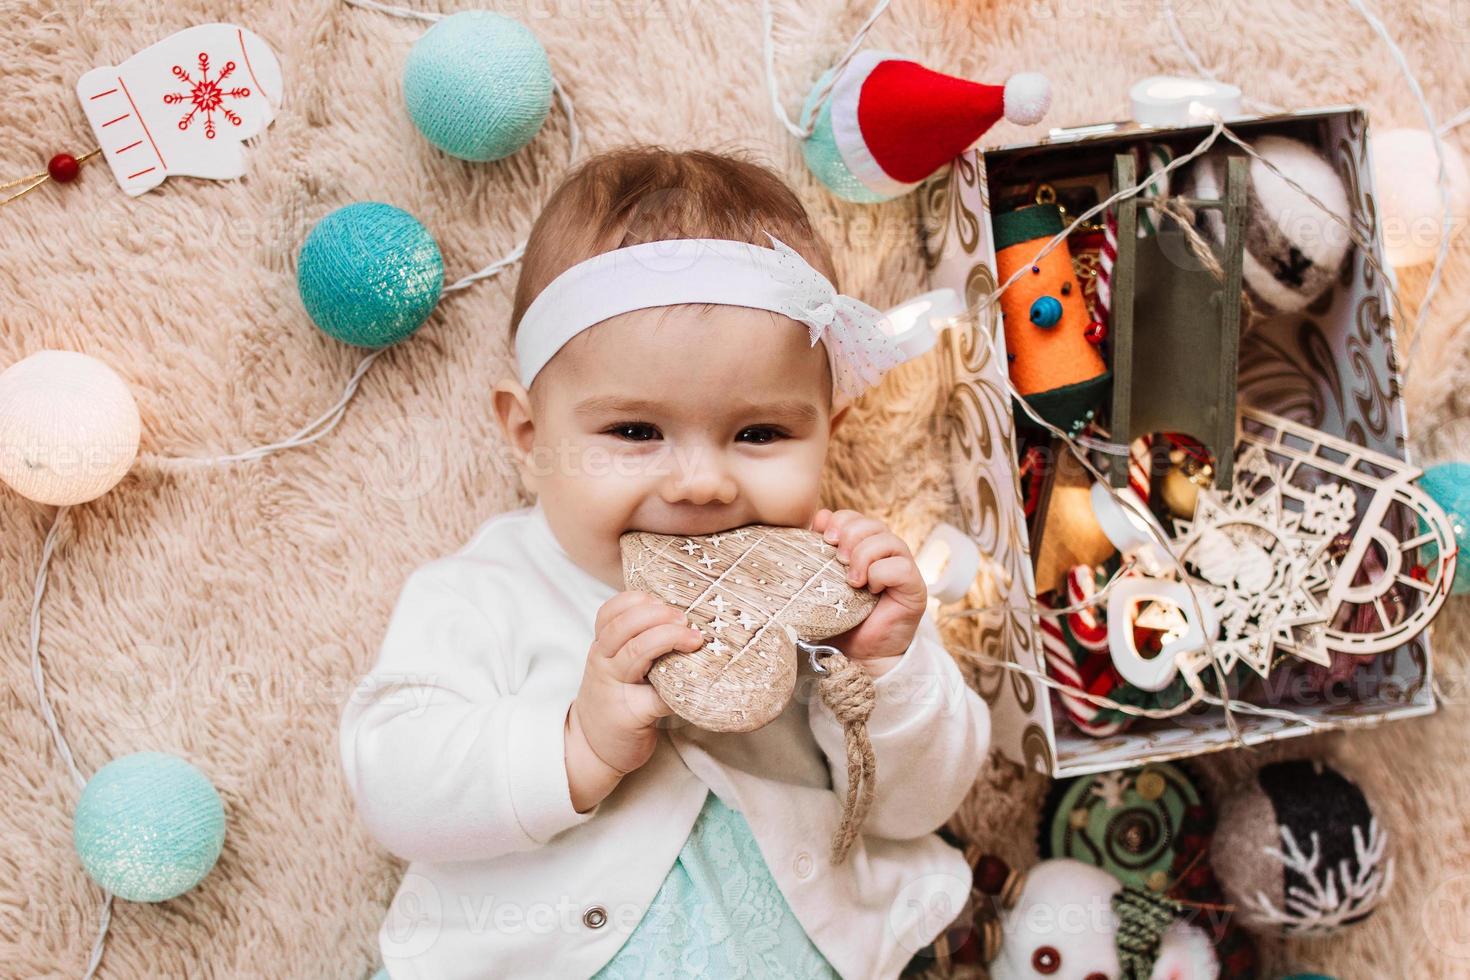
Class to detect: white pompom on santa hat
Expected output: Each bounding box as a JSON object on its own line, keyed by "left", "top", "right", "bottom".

{"left": 828, "top": 50, "right": 1051, "bottom": 199}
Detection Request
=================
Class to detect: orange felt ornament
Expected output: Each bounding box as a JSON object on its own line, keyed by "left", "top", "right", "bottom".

{"left": 993, "top": 204, "right": 1110, "bottom": 431}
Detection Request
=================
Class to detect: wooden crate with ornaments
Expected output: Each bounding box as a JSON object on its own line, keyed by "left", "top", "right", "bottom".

{"left": 918, "top": 105, "right": 1459, "bottom": 778}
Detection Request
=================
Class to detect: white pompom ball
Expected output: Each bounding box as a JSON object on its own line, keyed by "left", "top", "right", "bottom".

{"left": 1183, "top": 135, "right": 1352, "bottom": 314}
{"left": 1246, "top": 135, "right": 1352, "bottom": 312}
{"left": 0, "top": 350, "right": 140, "bottom": 505}
{"left": 1004, "top": 73, "right": 1052, "bottom": 127}
{"left": 1371, "top": 127, "right": 1470, "bottom": 268}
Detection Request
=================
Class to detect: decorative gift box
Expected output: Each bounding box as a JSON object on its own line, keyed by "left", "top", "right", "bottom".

{"left": 921, "top": 106, "right": 1452, "bottom": 778}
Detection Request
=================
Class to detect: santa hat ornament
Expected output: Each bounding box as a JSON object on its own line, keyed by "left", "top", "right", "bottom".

{"left": 802, "top": 51, "right": 1051, "bottom": 203}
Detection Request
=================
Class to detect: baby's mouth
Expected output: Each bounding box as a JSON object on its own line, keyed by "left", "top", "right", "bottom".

{"left": 627, "top": 513, "right": 747, "bottom": 539}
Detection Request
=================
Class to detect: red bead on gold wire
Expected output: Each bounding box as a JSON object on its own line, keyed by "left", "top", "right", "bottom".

{"left": 47, "top": 154, "right": 81, "bottom": 183}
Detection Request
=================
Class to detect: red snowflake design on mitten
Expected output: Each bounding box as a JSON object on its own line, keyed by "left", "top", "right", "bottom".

{"left": 163, "top": 52, "right": 251, "bottom": 139}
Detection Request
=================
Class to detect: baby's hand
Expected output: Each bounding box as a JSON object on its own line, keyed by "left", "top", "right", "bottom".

{"left": 811, "top": 509, "right": 927, "bottom": 677}
{"left": 568, "top": 591, "right": 703, "bottom": 804}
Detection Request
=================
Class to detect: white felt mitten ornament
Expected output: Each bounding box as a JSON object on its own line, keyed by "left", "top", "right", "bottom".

{"left": 77, "top": 24, "right": 283, "bottom": 196}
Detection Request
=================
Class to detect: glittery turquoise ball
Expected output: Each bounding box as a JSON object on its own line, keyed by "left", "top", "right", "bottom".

{"left": 72, "top": 752, "right": 226, "bottom": 903}
{"left": 1421, "top": 461, "right": 1470, "bottom": 595}
{"left": 800, "top": 68, "right": 890, "bottom": 204}
{"left": 297, "top": 202, "right": 444, "bottom": 347}
{"left": 402, "top": 11, "right": 553, "bottom": 162}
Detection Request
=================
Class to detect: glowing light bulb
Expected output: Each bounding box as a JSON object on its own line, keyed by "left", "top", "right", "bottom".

{"left": 881, "top": 289, "right": 966, "bottom": 360}
{"left": 0, "top": 350, "right": 140, "bottom": 505}
{"left": 1130, "top": 75, "right": 1241, "bottom": 127}
{"left": 917, "top": 521, "right": 984, "bottom": 604}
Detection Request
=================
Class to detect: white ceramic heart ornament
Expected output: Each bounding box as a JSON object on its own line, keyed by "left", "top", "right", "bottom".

{"left": 76, "top": 24, "right": 283, "bottom": 197}
{"left": 1106, "top": 578, "right": 1220, "bottom": 692}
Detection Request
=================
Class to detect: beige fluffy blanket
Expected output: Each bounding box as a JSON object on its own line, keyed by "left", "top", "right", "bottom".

{"left": 2, "top": 0, "right": 1466, "bottom": 976}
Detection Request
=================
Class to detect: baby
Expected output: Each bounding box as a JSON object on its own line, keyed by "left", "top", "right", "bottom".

{"left": 340, "top": 147, "right": 991, "bottom": 980}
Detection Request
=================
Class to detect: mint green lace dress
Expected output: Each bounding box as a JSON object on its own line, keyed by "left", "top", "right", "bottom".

{"left": 591, "top": 788, "right": 841, "bottom": 979}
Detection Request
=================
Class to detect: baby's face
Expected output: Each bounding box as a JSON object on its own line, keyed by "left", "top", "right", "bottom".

{"left": 504, "top": 305, "right": 840, "bottom": 590}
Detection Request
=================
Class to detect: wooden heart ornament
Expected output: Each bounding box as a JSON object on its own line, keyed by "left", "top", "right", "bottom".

{"left": 620, "top": 524, "right": 878, "bottom": 733}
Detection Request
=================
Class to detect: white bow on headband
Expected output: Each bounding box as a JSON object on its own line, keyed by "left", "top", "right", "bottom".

{"left": 513, "top": 234, "right": 909, "bottom": 402}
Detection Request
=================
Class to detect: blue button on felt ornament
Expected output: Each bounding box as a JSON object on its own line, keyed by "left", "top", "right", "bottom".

{"left": 1029, "top": 295, "right": 1063, "bottom": 327}
{"left": 403, "top": 11, "right": 553, "bottom": 162}
{"left": 297, "top": 202, "right": 444, "bottom": 347}
{"left": 73, "top": 752, "right": 226, "bottom": 902}
{"left": 1420, "top": 461, "right": 1470, "bottom": 595}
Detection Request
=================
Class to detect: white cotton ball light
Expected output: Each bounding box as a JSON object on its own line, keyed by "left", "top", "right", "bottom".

{"left": 1371, "top": 127, "right": 1470, "bottom": 268}
{"left": 0, "top": 350, "right": 141, "bottom": 505}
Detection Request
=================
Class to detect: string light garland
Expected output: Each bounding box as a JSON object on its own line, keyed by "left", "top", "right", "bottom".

{"left": 0, "top": 351, "right": 141, "bottom": 505}
{"left": 9, "top": 6, "right": 580, "bottom": 975}
{"left": 30, "top": 506, "right": 112, "bottom": 979}
{"left": 5, "top": 1, "right": 1464, "bottom": 974}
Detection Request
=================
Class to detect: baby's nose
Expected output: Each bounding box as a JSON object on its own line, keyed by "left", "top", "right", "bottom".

{"left": 659, "top": 448, "right": 738, "bottom": 506}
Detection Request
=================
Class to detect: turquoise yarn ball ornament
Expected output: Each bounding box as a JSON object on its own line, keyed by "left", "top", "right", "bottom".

{"left": 72, "top": 752, "right": 226, "bottom": 902}
{"left": 1421, "top": 461, "right": 1470, "bottom": 595}
{"left": 297, "top": 202, "right": 444, "bottom": 347}
{"left": 403, "top": 11, "right": 553, "bottom": 162}
{"left": 800, "top": 69, "right": 890, "bottom": 204}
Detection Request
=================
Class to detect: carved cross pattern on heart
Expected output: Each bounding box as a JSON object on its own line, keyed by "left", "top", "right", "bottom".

{"left": 620, "top": 524, "right": 878, "bottom": 732}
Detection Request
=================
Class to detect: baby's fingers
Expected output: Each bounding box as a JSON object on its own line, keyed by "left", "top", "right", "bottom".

{"left": 845, "top": 532, "right": 910, "bottom": 587}
{"left": 596, "top": 590, "right": 659, "bottom": 634}
{"left": 818, "top": 509, "right": 867, "bottom": 544}
{"left": 834, "top": 518, "right": 888, "bottom": 562}
{"left": 609, "top": 623, "right": 704, "bottom": 684}
{"left": 865, "top": 555, "right": 928, "bottom": 611}
{"left": 599, "top": 599, "right": 687, "bottom": 657}
{"left": 625, "top": 683, "right": 675, "bottom": 723}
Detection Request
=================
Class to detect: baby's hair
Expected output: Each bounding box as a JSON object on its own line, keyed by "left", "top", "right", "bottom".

{"left": 509, "top": 145, "right": 837, "bottom": 340}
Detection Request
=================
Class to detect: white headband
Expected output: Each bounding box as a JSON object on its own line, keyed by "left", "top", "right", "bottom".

{"left": 513, "top": 235, "right": 907, "bottom": 402}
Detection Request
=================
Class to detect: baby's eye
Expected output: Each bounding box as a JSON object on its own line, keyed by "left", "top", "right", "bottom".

{"left": 606, "top": 422, "right": 662, "bottom": 442}
{"left": 736, "top": 426, "right": 788, "bottom": 444}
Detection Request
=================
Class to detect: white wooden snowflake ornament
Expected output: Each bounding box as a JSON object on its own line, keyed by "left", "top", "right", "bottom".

{"left": 1107, "top": 408, "right": 1460, "bottom": 700}
{"left": 1171, "top": 446, "right": 1339, "bottom": 679}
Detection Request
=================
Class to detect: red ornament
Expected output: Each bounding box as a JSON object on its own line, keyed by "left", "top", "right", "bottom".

{"left": 1179, "top": 833, "right": 1207, "bottom": 855}
{"left": 1084, "top": 320, "right": 1107, "bottom": 345}
{"left": 1410, "top": 564, "right": 1429, "bottom": 582}
{"left": 1226, "top": 947, "right": 1258, "bottom": 973}
{"left": 47, "top": 154, "right": 81, "bottom": 184}
{"left": 973, "top": 854, "right": 1011, "bottom": 895}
